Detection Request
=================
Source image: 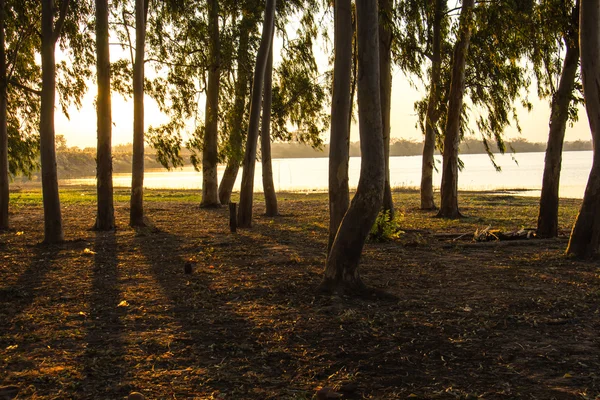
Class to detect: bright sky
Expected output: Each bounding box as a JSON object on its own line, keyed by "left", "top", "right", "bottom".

{"left": 55, "top": 31, "right": 593, "bottom": 150}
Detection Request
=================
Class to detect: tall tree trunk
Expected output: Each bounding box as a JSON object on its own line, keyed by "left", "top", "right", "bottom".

{"left": 94, "top": 0, "right": 115, "bottom": 231}
{"left": 218, "top": 15, "right": 252, "bottom": 205}
{"left": 0, "top": 0, "right": 8, "bottom": 231}
{"left": 130, "top": 0, "right": 147, "bottom": 227}
{"left": 420, "top": 0, "right": 444, "bottom": 210}
{"left": 328, "top": 0, "right": 352, "bottom": 251}
{"left": 320, "top": 0, "right": 384, "bottom": 295}
{"left": 237, "top": 0, "right": 276, "bottom": 228}
{"left": 566, "top": 0, "right": 600, "bottom": 258}
{"left": 537, "top": 5, "right": 580, "bottom": 238}
{"left": 201, "top": 0, "right": 221, "bottom": 208}
{"left": 40, "top": 0, "right": 69, "bottom": 243}
{"left": 261, "top": 41, "right": 278, "bottom": 216}
{"left": 379, "top": 0, "right": 394, "bottom": 219}
{"left": 437, "top": 0, "right": 474, "bottom": 219}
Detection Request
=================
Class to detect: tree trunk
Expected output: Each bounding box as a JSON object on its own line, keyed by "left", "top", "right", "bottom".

{"left": 261, "top": 42, "right": 278, "bottom": 217}
{"left": 566, "top": 0, "right": 600, "bottom": 258}
{"left": 201, "top": 0, "right": 221, "bottom": 208}
{"left": 320, "top": 0, "right": 384, "bottom": 295}
{"left": 537, "top": 6, "right": 580, "bottom": 238}
{"left": 437, "top": 0, "right": 474, "bottom": 219}
{"left": 130, "top": 0, "right": 147, "bottom": 227}
{"left": 40, "top": 0, "right": 67, "bottom": 243}
{"left": 379, "top": 0, "right": 394, "bottom": 219}
{"left": 420, "top": 0, "right": 444, "bottom": 210}
{"left": 218, "top": 15, "right": 252, "bottom": 205}
{"left": 328, "top": 0, "right": 352, "bottom": 251}
{"left": 237, "top": 0, "right": 276, "bottom": 228}
{"left": 0, "top": 0, "right": 8, "bottom": 231}
{"left": 94, "top": 0, "right": 115, "bottom": 231}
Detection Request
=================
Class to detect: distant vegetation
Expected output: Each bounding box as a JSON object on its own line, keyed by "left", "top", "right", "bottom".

{"left": 23, "top": 137, "right": 591, "bottom": 180}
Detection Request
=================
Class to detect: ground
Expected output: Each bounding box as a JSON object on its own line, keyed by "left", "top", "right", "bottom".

{"left": 1, "top": 188, "right": 599, "bottom": 399}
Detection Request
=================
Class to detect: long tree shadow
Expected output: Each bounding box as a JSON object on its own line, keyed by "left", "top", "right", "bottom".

{"left": 78, "top": 231, "right": 129, "bottom": 398}
{"left": 0, "top": 244, "right": 59, "bottom": 352}
{"left": 134, "top": 230, "right": 264, "bottom": 397}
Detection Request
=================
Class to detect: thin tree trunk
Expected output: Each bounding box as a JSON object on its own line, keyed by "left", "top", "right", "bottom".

{"left": 0, "top": 0, "right": 8, "bottom": 231}
{"left": 94, "top": 0, "right": 115, "bottom": 231}
{"left": 566, "top": 0, "right": 600, "bottom": 258}
{"left": 261, "top": 41, "right": 278, "bottom": 216}
{"left": 437, "top": 0, "right": 474, "bottom": 219}
{"left": 201, "top": 0, "right": 221, "bottom": 208}
{"left": 237, "top": 0, "right": 276, "bottom": 228}
{"left": 40, "top": 0, "right": 68, "bottom": 243}
{"left": 320, "top": 0, "right": 384, "bottom": 295}
{"left": 537, "top": 5, "right": 579, "bottom": 238}
{"left": 379, "top": 0, "right": 394, "bottom": 219}
{"left": 130, "top": 0, "right": 147, "bottom": 227}
{"left": 420, "top": 0, "right": 444, "bottom": 210}
{"left": 328, "top": 0, "right": 352, "bottom": 251}
{"left": 218, "top": 16, "right": 252, "bottom": 204}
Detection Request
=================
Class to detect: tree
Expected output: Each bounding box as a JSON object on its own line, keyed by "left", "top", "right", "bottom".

{"left": 237, "top": 0, "right": 276, "bottom": 228}
{"left": 420, "top": 0, "right": 446, "bottom": 210}
{"left": 261, "top": 39, "right": 278, "bottom": 217}
{"left": 94, "top": 0, "right": 115, "bottom": 231}
{"left": 566, "top": 0, "right": 600, "bottom": 258}
{"left": 327, "top": 0, "right": 352, "bottom": 251}
{"left": 0, "top": 0, "right": 7, "bottom": 231}
{"left": 320, "top": 0, "right": 384, "bottom": 294}
{"left": 40, "top": 0, "right": 70, "bottom": 243}
{"left": 201, "top": 0, "right": 221, "bottom": 208}
{"left": 130, "top": 0, "right": 149, "bottom": 227}
{"left": 437, "top": 0, "right": 474, "bottom": 219}
{"left": 537, "top": 0, "right": 580, "bottom": 238}
{"left": 379, "top": 0, "right": 394, "bottom": 218}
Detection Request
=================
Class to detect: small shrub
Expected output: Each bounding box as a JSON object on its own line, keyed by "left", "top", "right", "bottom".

{"left": 368, "top": 210, "right": 403, "bottom": 242}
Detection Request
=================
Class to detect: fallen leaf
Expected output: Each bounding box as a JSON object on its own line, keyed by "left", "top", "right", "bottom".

{"left": 118, "top": 300, "right": 129, "bottom": 307}
{"left": 83, "top": 248, "right": 96, "bottom": 255}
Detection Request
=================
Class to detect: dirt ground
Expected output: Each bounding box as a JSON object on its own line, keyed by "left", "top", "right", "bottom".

{"left": 1, "top": 189, "right": 599, "bottom": 399}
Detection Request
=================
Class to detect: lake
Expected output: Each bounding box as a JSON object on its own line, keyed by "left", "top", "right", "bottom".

{"left": 64, "top": 151, "right": 593, "bottom": 199}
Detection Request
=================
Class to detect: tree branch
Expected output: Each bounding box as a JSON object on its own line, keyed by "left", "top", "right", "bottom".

{"left": 8, "top": 78, "right": 42, "bottom": 96}
{"left": 52, "top": 0, "right": 70, "bottom": 44}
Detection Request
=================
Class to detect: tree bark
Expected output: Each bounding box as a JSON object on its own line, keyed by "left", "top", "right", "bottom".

{"left": 566, "top": 0, "right": 600, "bottom": 258}
{"left": 261, "top": 41, "right": 278, "bottom": 217}
{"left": 537, "top": 4, "right": 579, "bottom": 238}
{"left": 201, "top": 0, "right": 221, "bottom": 208}
{"left": 320, "top": 0, "right": 384, "bottom": 295}
{"left": 437, "top": 0, "right": 474, "bottom": 219}
{"left": 237, "top": 0, "right": 276, "bottom": 228}
{"left": 130, "top": 0, "right": 147, "bottom": 227}
{"left": 40, "top": 0, "right": 68, "bottom": 243}
{"left": 94, "top": 0, "right": 115, "bottom": 231}
{"left": 218, "top": 15, "right": 252, "bottom": 205}
{"left": 328, "top": 0, "right": 353, "bottom": 251}
{"left": 379, "top": 0, "right": 394, "bottom": 218}
{"left": 0, "top": 0, "right": 8, "bottom": 231}
{"left": 420, "top": 0, "right": 444, "bottom": 210}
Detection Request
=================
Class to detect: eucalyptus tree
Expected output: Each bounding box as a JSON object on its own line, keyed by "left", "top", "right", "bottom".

{"left": 129, "top": 0, "right": 149, "bottom": 227}
{"left": 379, "top": 0, "right": 394, "bottom": 218}
{"left": 0, "top": 0, "right": 7, "bottom": 231}
{"left": 94, "top": 0, "right": 115, "bottom": 230}
{"left": 40, "top": 0, "right": 94, "bottom": 242}
{"left": 261, "top": 39, "right": 278, "bottom": 216}
{"left": 327, "top": 0, "right": 353, "bottom": 251}
{"left": 201, "top": 0, "right": 221, "bottom": 208}
{"left": 536, "top": 0, "right": 581, "bottom": 238}
{"left": 321, "top": 0, "right": 384, "bottom": 294}
{"left": 566, "top": 0, "right": 600, "bottom": 258}
{"left": 437, "top": 0, "right": 474, "bottom": 219}
{"left": 237, "top": 0, "right": 277, "bottom": 228}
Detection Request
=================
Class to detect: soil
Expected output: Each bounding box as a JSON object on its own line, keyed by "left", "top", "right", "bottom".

{"left": 1, "top": 189, "right": 599, "bottom": 399}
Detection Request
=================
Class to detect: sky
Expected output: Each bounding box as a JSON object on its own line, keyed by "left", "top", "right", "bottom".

{"left": 54, "top": 29, "right": 593, "bottom": 150}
